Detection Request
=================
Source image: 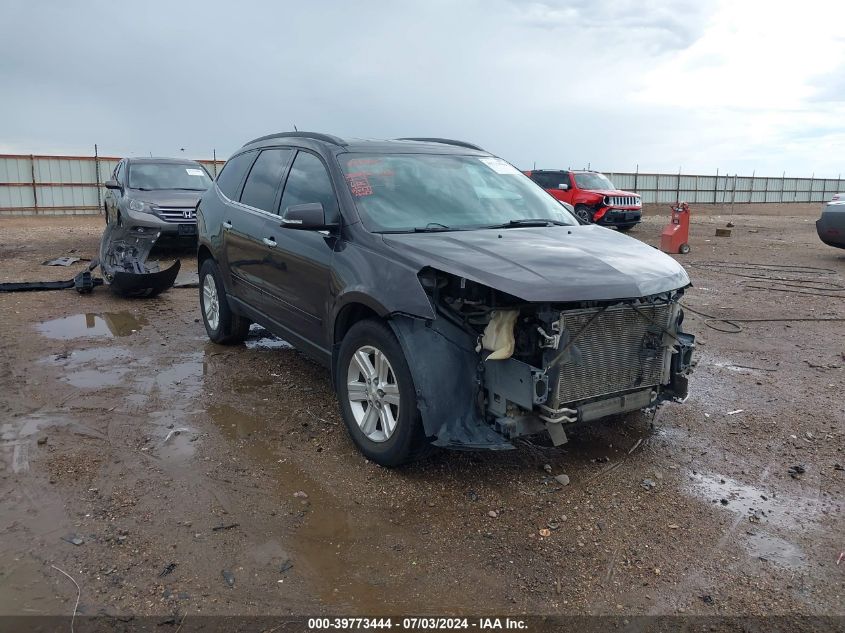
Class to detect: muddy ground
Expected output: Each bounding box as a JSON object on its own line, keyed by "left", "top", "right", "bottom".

{"left": 0, "top": 211, "right": 842, "bottom": 623}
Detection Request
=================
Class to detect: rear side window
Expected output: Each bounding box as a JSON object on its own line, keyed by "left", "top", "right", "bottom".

{"left": 279, "top": 152, "right": 338, "bottom": 219}
{"left": 216, "top": 152, "right": 256, "bottom": 200}
{"left": 239, "top": 149, "right": 294, "bottom": 213}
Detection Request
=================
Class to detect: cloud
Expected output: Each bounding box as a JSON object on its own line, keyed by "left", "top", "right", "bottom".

{"left": 0, "top": 0, "right": 841, "bottom": 176}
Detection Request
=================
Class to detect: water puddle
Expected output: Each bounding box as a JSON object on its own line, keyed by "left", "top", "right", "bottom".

{"left": 37, "top": 312, "right": 147, "bottom": 339}
{"left": 206, "top": 402, "right": 398, "bottom": 612}
{"left": 688, "top": 472, "right": 819, "bottom": 530}
{"left": 744, "top": 532, "right": 807, "bottom": 570}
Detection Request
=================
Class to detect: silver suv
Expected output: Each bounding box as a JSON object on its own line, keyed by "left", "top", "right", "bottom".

{"left": 104, "top": 157, "right": 212, "bottom": 239}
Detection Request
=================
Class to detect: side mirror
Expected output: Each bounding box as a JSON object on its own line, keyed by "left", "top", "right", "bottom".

{"left": 105, "top": 180, "right": 122, "bottom": 190}
{"left": 558, "top": 183, "right": 569, "bottom": 190}
{"left": 280, "top": 202, "right": 336, "bottom": 230}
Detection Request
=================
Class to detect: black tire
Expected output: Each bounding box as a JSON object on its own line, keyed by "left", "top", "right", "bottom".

{"left": 617, "top": 224, "right": 636, "bottom": 232}
{"left": 679, "top": 243, "right": 690, "bottom": 254}
{"left": 574, "top": 204, "right": 593, "bottom": 224}
{"left": 199, "top": 258, "right": 250, "bottom": 344}
{"left": 336, "top": 319, "right": 431, "bottom": 467}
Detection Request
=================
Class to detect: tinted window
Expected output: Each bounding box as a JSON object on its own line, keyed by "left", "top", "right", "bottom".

{"left": 280, "top": 152, "right": 338, "bottom": 219}
{"left": 533, "top": 172, "right": 568, "bottom": 189}
{"left": 239, "top": 149, "right": 293, "bottom": 213}
{"left": 216, "top": 152, "right": 256, "bottom": 200}
{"left": 114, "top": 162, "right": 124, "bottom": 183}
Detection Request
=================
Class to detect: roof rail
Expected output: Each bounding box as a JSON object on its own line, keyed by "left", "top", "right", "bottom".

{"left": 396, "top": 137, "right": 485, "bottom": 151}
{"left": 243, "top": 131, "right": 347, "bottom": 147}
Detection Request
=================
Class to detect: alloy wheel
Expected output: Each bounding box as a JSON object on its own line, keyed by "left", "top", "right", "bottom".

{"left": 346, "top": 345, "right": 400, "bottom": 442}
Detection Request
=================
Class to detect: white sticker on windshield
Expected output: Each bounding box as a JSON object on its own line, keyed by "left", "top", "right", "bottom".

{"left": 478, "top": 157, "right": 521, "bottom": 175}
{"left": 186, "top": 168, "right": 205, "bottom": 176}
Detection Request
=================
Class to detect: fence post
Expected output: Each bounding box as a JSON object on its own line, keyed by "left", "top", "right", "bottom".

{"left": 634, "top": 164, "right": 638, "bottom": 192}
{"left": 714, "top": 168, "right": 719, "bottom": 203}
{"left": 30, "top": 154, "right": 38, "bottom": 214}
{"left": 676, "top": 166, "right": 681, "bottom": 203}
{"left": 213, "top": 148, "right": 217, "bottom": 177}
{"left": 94, "top": 144, "right": 101, "bottom": 213}
{"left": 780, "top": 171, "right": 785, "bottom": 203}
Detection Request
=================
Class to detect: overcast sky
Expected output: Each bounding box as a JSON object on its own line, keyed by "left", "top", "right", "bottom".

{"left": 2, "top": 0, "right": 843, "bottom": 176}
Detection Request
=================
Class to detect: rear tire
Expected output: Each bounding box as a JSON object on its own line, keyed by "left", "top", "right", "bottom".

{"left": 337, "top": 319, "right": 431, "bottom": 467}
{"left": 199, "top": 258, "right": 250, "bottom": 344}
{"left": 679, "top": 243, "right": 690, "bottom": 254}
{"left": 574, "top": 204, "right": 593, "bottom": 224}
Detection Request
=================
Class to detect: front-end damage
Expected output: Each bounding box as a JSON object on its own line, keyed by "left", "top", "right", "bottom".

{"left": 99, "top": 222, "right": 180, "bottom": 298}
{"left": 391, "top": 268, "right": 695, "bottom": 449}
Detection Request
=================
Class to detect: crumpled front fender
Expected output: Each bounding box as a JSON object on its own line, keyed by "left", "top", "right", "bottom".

{"left": 388, "top": 315, "right": 513, "bottom": 450}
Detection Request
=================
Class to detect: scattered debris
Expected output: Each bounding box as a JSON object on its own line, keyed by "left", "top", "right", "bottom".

{"left": 539, "top": 528, "right": 551, "bottom": 537}
{"left": 212, "top": 523, "right": 240, "bottom": 532}
{"left": 467, "top": 490, "right": 479, "bottom": 502}
{"left": 221, "top": 570, "right": 235, "bottom": 587}
{"left": 667, "top": 524, "right": 679, "bottom": 529}
{"left": 293, "top": 491, "right": 308, "bottom": 499}
{"left": 834, "top": 464, "right": 844, "bottom": 472}
{"left": 700, "top": 594, "right": 715, "bottom": 606}
{"left": 488, "top": 510, "right": 499, "bottom": 518}
{"left": 542, "top": 463, "right": 552, "bottom": 473}
{"left": 158, "top": 563, "right": 177, "bottom": 577}
{"left": 720, "top": 498, "right": 729, "bottom": 505}
{"left": 641, "top": 479, "right": 657, "bottom": 491}
{"left": 787, "top": 465, "right": 806, "bottom": 479}
{"left": 715, "top": 228, "right": 732, "bottom": 237}
{"left": 628, "top": 438, "right": 643, "bottom": 454}
{"left": 554, "top": 474, "right": 570, "bottom": 486}
{"left": 837, "top": 552, "right": 844, "bottom": 565}
{"left": 726, "top": 409, "right": 744, "bottom": 415}
{"left": 37, "top": 435, "right": 48, "bottom": 445}
{"left": 61, "top": 533, "right": 84, "bottom": 546}
{"left": 42, "top": 256, "right": 81, "bottom": 266}
{"left": 50, "top": 564, "right": 80, "bottom": 633}
{"left": 279, "top": 560, "right": 294, "bottom": 573}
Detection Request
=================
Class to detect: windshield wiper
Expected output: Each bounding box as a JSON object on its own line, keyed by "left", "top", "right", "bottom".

{"left": 413, "top": 222, "right": 452, "bottom": 232}
{"left": 488, "top": 219, "right": 568, "bottom": 228}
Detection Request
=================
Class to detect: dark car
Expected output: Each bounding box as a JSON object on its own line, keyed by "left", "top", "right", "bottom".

{"left": 817, "top": 193, "right": 845, "bottom": 249}
{"left": 196, "top": 133, "right": 695, "bottom": 466}
{"left": 104, "top": 157, "right": 213, "bottom": 240}
{"left": 526, "top": 169, "right": 642, "bottom": 231}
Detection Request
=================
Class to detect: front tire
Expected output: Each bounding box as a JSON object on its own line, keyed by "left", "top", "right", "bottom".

{"left": 574, "top": 204, "right": 593, "bottom": 224}
{"left": 199, "top": 258, "right": 250, "bottom": 344}
{"left": 337, "top": 319, "right": 430, "bottom": 467}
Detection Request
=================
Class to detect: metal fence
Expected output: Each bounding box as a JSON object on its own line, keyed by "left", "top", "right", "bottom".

{"left": 0, "top": 152, "right": 225, "bottom": 216}
{"left": 603, "top": 171, "right": 843, "bottom": 205}
{"left": 1, "top": 151, "right": 842, "bottom": 215}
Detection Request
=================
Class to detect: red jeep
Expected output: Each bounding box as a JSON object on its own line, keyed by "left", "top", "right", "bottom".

{"left": 526, "top": 169, "right": 642, "bottom": 231}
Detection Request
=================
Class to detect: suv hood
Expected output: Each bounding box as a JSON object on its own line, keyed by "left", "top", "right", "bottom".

{"left": 381, "top": 225, "right": 689, "bottom": 302}
{"left": 128, "top": 188, "right": 206, "bottom": 207}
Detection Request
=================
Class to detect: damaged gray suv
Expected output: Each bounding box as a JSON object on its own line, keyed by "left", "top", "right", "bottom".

{"left": 197, "top": 133, "right": 695, "bottom": 466}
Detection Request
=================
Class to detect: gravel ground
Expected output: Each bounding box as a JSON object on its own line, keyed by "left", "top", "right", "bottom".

{"left": 0, "top": 211, "right": 842, "bottom": 622}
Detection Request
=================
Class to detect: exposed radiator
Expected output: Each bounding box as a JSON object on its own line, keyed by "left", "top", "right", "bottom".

{"left": 550, "top": 303, "right": 674, "bottom": 406}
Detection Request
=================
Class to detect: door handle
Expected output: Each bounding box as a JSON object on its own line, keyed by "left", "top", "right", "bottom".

{"left": 263, "top": 237, "right": 277, "bottom": 247}
{"left": 222, "top": 220, "right": 233, "bottom": 230}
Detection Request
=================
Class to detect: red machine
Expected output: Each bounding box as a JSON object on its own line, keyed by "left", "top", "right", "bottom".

{"left": 660, "top": 202, "right": 691, "bottom": 254}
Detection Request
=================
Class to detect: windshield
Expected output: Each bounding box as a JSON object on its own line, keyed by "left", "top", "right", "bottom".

{"left": 128, "top": 162, "right": 212, "bottom": 190}
{"left": 339, "top": 153, "right": 578, "bottom": 232}
{"left": 573, "top": 172, "right": 615, "bottom": 190}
